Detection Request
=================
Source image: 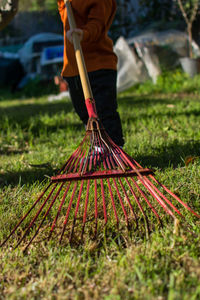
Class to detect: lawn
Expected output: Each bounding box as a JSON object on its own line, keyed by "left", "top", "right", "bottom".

{"left": 0, "top": 72, "right": 200, "bottom": 300}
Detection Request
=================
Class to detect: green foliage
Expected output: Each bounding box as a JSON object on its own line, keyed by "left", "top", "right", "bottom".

{"left": 45, "top": 0, "right": 58, "bottom": 11}
{"left": 177, "top": 0, "right": 199, "bottom": 16}
{"left": 19, "top": 0, "right": 57, "bottom": 12}
{"left": 175, "top": 0, "right": 199, "bottom": 58}
{"left": 20, "top": 77, "right": 58, "bottom": 98}
{"left": 129, "top": 69, "right": 200, "bottom": 94}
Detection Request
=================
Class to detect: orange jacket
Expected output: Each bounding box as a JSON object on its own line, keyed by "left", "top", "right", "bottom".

{"left": 57, "top": 0, "right": 118, "bottom": 77}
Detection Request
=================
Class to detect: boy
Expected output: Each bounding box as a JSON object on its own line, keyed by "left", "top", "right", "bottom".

{"left": 57, "top": 0, "right": 124, "bottom": 147}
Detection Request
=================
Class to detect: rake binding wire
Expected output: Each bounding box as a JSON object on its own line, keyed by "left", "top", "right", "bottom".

{"left": 1, "top": 0, "right": 200, "bottom": 250}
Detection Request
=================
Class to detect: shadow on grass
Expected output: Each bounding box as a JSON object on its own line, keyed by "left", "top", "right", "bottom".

{"left": 0, "top": 81, "right": 58, "bottom": 101}
{"left": 0, "top": 167, "right": 56, "bottom": 188}
{"left": 0, "top": 101, "right": 73, "bottom": 123}
{"left": 118, "top": 95, "right": 182, "bottom": 107}
{"left": 0, "top": 100, "right": 85, "bottom": 138}
{"left": 0, "top": 148, "right": 29, "bottom": 156}
{"left": 134, "top": 139, "right": 200, "bottom": 169}
{"left": 119, "top": 95, "right": 200, "bottom": 117}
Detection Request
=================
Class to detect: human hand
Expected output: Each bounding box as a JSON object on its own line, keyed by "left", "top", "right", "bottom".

{"left": 66, "top": 28, "right": 83, "bottom": 43}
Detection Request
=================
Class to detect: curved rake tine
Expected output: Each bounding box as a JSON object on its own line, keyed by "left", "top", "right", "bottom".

{"left": 62, "top": 135, "right": 89, "bottom": 174}
{"left": 60, "top": 182, "right": 78, "bottom": 244}
{"left": 106, "top": 146, "right": 183, "bottom": 223}
{"left": 14, "top": 183, "right": 58, "bottom": 249}
{"left": 70, "top": 144, "right": 87, "bottom": 174}
{"left": 101, "top": 179, "right": 107, "bottom": 225}
{"left": 48, "top": 182, "right": 72, "bottom": 240}
{"left": 118, "top": 178, "right": 138, "bottom": 228}
{"left": 125, "top": 178, "right": 150, "bottom": 237}
{"left": 99, "top": 141, "right": 119, "bottom": 227}
{"left": 81, "top": 133, "right": 95, "bottom": 174}
{"left": 23, "top": 183, "right": 66, "bottom": 251}
{"left": 107, "top": 178, "right": 119, "bottom": 227}
{"left": 94, "top": 179, "right": 98, "bottom": 237}
{"left": 59, "top": 138, "right": 85, "bottom": 173}
{"left": 81, "top": 180, "right": 90, "bottom": 240}
{"left": 132, "top": 174, "right": 176, "bottom": 220}
{"left": 99, "top": 133, "right": 126, "bottom": 171}
{"left": 0, "top": 183, "right": 52, "bottom": 248}
{"left": 144, "top": 177, "right": 184, "bottom": 218}
{"left": 130, "top": 177, "right": 162, "bottom": 225}
{"left": 59, "top": 132, "right": 88, "bottom": 174}
{"left": 150, "top": 175, "right": 200, "bottom": 218}
{"left": 69, "top": 180, "right": 84, "bottom": 243}
{"left": 112, "top": 178, "right": 129, "bottom": 227}
{"left": 131, "top": 158, "right": 200, "bottom": 219}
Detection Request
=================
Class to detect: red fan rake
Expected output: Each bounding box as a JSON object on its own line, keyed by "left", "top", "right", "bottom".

{"left": 1, "top": 0, "right": 199, "bottom": 250}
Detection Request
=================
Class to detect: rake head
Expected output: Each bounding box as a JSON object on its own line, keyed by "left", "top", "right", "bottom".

{"left": 1, "top": 114, "right": 200, "bottom": 250}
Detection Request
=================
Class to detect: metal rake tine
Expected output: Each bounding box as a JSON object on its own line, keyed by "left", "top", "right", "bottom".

{"left": 14, "top": 183, "right": 58, "bottom": 249}
{"left": 48, "top": 182, "right": 72, "bottom": 240}
{"left": 81, "top": 132, "right": 95, "bottom": 174}
{"left": 130, "top": 158, "right": 200, "bottom": 218}
{"left": 59, "top": 182, "right": 78, "bottom": 244}
{"left": 101, "top": 179, "right": 107, "bottom": 225}
{"left": 129, "top": 177, "right": 162, "bottom": 224}
{"left": 125, "top": 178, "right": 150, "bottom": 237}
{"left": 59, "top": 138, "right": 86, "bottom": 173}
{"left": 23, "top": 183, "right": 66, "bottom": 251}
{"left": 100, "top": 135, "right": 126, "bottom": 171}
{"left": 103, "top": 132, "right": 129, "bottom": 168}
{"left": 69, "top": 180, "right": 84, "bottom": 243}
{"left": 100, "top": 142, "right": 119, "bottom": 226}
{"left": 107, "top": 178, "right": 119, "bottom": 226}
{"left": 150, "top": 175, "right": 200, "bottom": 218}
{"left": 63, "top": 135, "right": 89, "bottom": 174}
{"left": 0, "top": 183, "right": 52, "bottom": 248}
{"left": 112, "top": 178, "right": 129, "bottom": 227}
{"left": 94, "top": 179, "right": 98, "bottom": 237}
{"left": 78, "top": 146, "right": 90, "bottom": 174}
{"left": 118, "top": 178, "right": 139, "bottom": 227}
{"left": 81, "top": 180, "right": 90, "bottom": 240}
{"left": 70, "top": 144, "right": 88, "bottom": 173}
{"left": 135, "top": 176, "right": 177, "bottom": 219}
{"left": 143, "top": 177, "right": 184, "bottom": 218}
{"left": 121, "top": 154, "right": 176, "bottom": 220}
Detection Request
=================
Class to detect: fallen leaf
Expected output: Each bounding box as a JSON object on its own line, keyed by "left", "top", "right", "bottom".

{"left": 185, "top": 156, "right": 199, "bottom": 166}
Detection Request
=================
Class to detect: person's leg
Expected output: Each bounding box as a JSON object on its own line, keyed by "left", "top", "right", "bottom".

{"left": 89, "top": 69, "right": 124, "bottom": 147}
{"left": 64, "top": 76, "right": 88, "bottom": 125}
{"left": 64, "top": 70, "right": 124, "bottom": 147}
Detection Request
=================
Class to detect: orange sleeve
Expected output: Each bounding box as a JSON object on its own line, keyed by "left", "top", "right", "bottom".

{"left": 57, "top": 0, "right": 65, "bottom": 23}
{"left": 81, "top": 0, "right": 116, "bottom": 43}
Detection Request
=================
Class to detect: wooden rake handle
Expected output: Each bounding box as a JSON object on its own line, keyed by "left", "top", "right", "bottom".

{"left": 64, "top": 0, "right": 94, "bottom": 102}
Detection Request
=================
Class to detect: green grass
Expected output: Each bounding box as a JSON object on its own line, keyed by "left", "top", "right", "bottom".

{"left": 0, "top": 73, "right": 200, "bottom": 300}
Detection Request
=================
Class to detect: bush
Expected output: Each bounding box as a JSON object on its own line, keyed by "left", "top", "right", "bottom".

{"left": 128, "top": 69, "right": 200, "bottom": 94}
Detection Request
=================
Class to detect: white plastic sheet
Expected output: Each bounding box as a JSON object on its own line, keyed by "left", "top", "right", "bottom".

{"left": 115, "top": 30, "right": 200, "bottom": 92}
{"left": 114, "top": 36, "right": 149, "bottom": 93}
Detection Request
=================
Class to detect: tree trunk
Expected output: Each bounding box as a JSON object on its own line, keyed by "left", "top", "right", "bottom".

{"left": 0, "top": 0, "right": 19, "bottom": 31}
{"left": 187, "top": 23, "right": 193, "bottom": 58}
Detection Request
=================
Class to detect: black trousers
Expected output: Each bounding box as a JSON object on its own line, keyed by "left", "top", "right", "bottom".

{"left": 64, "top": 69, "right": 124, "bottom": 147}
